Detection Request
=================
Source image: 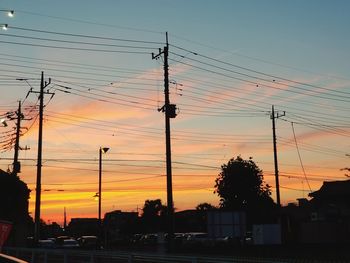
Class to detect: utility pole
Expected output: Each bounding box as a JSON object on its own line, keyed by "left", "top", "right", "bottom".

{"left": 98, "top": 147, "right": 109, "bottom": 242}
{"left": 12, "top": 101, "right": 22, "bottom": 176}
{"left": 99, "top": 147, "right": 103, "bottom": 226}
{"left": 63, "top": 207, "right": 67, "bottom": 231}
{"left": 2, "top": 101, "right": 29, "bottom": 175}
{"left": 152, "top": 32, "right": 177, "bottom": 248}
{"left": 32, "top": 71, "right": 53, "bottom": 244}
{"left": 271, "top": 105, "right": 285, "bottom": 206}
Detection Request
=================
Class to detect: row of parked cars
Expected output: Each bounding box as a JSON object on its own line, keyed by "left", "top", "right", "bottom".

{"left": 35, "top": 233, "right": 235, "bottom": 249}
{"left": 131, "top": 232, "right": 233, "bottom": 247}
{"left": 37, "top": 235, "right": 100, "bottom": 249}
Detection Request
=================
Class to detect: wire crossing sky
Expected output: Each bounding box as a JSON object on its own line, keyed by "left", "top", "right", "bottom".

{"left": 0, "top": 0, "right": 349, "bottom": 224}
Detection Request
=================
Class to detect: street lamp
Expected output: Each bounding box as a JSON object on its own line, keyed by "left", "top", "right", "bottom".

{"left": 93, "top": 192, "right": 99, "bottom": 201}
{"left": 1, "top": 118, "right": 8, "bottom": 127}
{"left": 0, "top": 9, "right": 14, "bottom": 31}
{"left": 0, "top": 10, "right": 14, "bottom": 17}
{"left": 1, "top": 24, "right": 8, "bottom": 30}
{"left": 7, "top": 11, "right": 14, "bottom": 17}
{"left": 98, "top": 147, "right": 109, "bottom": 228}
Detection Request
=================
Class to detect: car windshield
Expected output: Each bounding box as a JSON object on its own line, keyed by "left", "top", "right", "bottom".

{"left": 65, "top": 240, "right": 78, "bottom": 245}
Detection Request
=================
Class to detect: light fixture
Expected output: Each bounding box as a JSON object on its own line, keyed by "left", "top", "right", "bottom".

{"left": 101, "top": 147, "right": 110, "bottom": 154}
{"left": 0, "top": 9, "right": 14, "bottom": 17}
{"left": 1, "top": 119, "right": 8, "bottom": 127}
{"left": 7, "top": 10, "right": 14, "bottom": 17}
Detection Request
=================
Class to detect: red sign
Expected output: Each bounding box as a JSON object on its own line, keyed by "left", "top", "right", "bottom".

{"left": 0, "top": 220, "right": 12, "bottom": 249}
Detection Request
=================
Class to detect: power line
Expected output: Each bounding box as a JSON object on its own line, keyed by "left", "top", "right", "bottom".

{"left": 169, "top": 59, "right": 350, "bottom": 103}
{"left": 280, "top": 118, "right": 350, "bottom": 138}
{"left": 169, "top": 41, "right": 350, "bottom": 82}
{"left": 15, "top": 10, "right": 164, "bottom": 35}
{"left": 0, "top": 52, "right": 160, "bottom": 75}
{"left": 169, "top": 45, "right": 350, "bottom": 96}
{"left": 0, "top": 62, "right": 155, "bottom": 81}
{"left": 291, "top": 122, "right": 312, "bottom": 192}
{"left": 8, "top": 26, "right": 164, "bottom": 44}
{"left": 0, "top": 40, "right": 152, "bottom": 54}
{"left": 171, "top": 72, "right": 350, "bottom": 112}
{"left": 0, "top": 33, "right": 158, "bottom": 49}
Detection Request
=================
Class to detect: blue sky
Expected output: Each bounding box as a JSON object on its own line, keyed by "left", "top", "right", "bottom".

{"left": 0, "top": 0, "right": 349, "bottom": 223}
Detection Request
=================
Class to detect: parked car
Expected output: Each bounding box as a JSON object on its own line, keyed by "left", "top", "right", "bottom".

{"left": 77, "top": 236, "right": 100, "bottom": 249}
{"left": 186, "top": 232, "right": 208, "bottom": 241}
{"left": 140, "top": 234, "right": 158, "bottom": 245}
{"left": 38, "top": 239, "right": 55, "bottom": 249}
{"left": 54, "top": 236, "right": 71, "bottom": 247}
{"left": 130, "top": 234, "right": 143, "bottom": 244}
{"left": 62, "top": 239, "right": 80, "bottom": 249}
{"left": 184, "top": 232, "right": 212, "bottom": 247}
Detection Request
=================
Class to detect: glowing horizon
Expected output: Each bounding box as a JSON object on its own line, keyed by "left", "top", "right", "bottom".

{"left": 0, "top": 0, "right": 349, "bottom": 226}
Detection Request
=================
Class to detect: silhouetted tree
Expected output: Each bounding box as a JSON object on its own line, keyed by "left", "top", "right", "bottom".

{"left": 214, "top": 156, "right": 276, "bottom": 225}
{"left": 141, "top": 199, "right": 167, "bottom": 233}
{"left": 142, "top": 199, "right": 164, "bottom": 217}
{"left": 0, "top": 169, "right": 32, "bottom": 246}
{"left": 194, "top": 203, "right": 216, "bottom": 232}
{"left": 341, "top": 167, "right": 350, "bottom": 177}
{"left": 341, "top": 154, "right": 349, "bottom": 177}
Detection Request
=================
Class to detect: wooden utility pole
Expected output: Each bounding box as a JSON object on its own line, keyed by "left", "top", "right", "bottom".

{"left": 33, "top": 71, "right": 53, "bottom": 244}
{"left": 12, "top": 101, "right": 22, "bottom": 175}
{"left": 152, "top": 32, "right": 177, "bottom": 247}
{"left": 271, "top": 105, "right": 285, "bottom": 206}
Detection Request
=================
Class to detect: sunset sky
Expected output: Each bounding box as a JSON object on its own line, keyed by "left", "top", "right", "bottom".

{"left": 0, "top": 0, "right": 349, "bottom": 225}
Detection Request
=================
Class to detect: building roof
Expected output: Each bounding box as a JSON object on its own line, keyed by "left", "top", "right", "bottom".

{"left": 309, "top": 180, "right": 350, "bottom": 199}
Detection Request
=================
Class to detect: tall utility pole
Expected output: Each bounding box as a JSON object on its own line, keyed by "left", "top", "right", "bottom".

{"left": 33, "top": 71, "right": 52, "bottom": 244}
{"left": 12, "top": 101, "right": 22, "bottom": 176}
{"left": 3, "top": 101, "right": 29, "bottom": 176}
{"left": 98, "top": 147, "right": 109, "bottom": 240}
{"left": 152, "top": 32, "right": 177, "bottom": 245}
{"left": 271, "top": 105, "right": 285, "bottom": 206}
{"left": 99, "top": 147, "right": 102, "bottom": 225}
{"left": 63, "top": 207, "right": 67, "bottom": 231}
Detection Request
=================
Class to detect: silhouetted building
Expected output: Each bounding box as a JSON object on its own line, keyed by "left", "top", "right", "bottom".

{"left": 104, "top": 210, "right": 138, "bottom": 246}
{"left": 174, "top": 210, "right": 206, "bottom": 233}
{"left": 41, "top": 222, "right": 63, "bottom": 238}
{"left": 282, "top": 180, "right": 350, "bottom": 244}
{"left": 207, "top": 210, "right": 246, "bottom": 239}
{"left": 309, "top": 180, "right": 350, "bottom": 222}
{"left": 299, "top": 180, "right": 350, "bottom": 244}
{"left": 67, "top": 218, "right": 99, "bottom": 238}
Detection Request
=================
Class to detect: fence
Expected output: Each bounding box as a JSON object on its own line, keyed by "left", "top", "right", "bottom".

{"left": 2, "top": 247, "right": 348, "bottom": 263}
{"left": 3, "top": 247, "right": 238, "bottom": 263}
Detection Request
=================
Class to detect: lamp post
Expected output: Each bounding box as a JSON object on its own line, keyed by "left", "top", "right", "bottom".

{"left": 98, "top": 147, "right": 109, "bottom": 232}
{"left": 0, "top": 119, "right": 7, "bottom": 127}
{"left": 0, "top": 24, "right": 8, "bottom": 30}
{"left": 0, "top": 10, "right": 14, "bottom": 17}
{"left": 0, "top": 10, "right": 14, "bottom": 31}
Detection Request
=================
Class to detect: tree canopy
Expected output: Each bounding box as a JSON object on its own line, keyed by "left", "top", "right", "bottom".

{"left": 141, "top": 199, "right": 167, "bottom": 232}
{"left": 0, "top": 170, "right": 32, "bottom": 246}
{"left": 142, "top": 199, "right": 166, "bottom": 218}
{"left": 0, "top": 170, "right": 31, "bottom": 222}
{"left": 214, "top": 156, "right": 276, "bottom": 223}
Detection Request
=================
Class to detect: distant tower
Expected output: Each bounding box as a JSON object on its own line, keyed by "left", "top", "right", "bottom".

{"left": 63, "top": 207, "right": 67, "bottom": 230}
